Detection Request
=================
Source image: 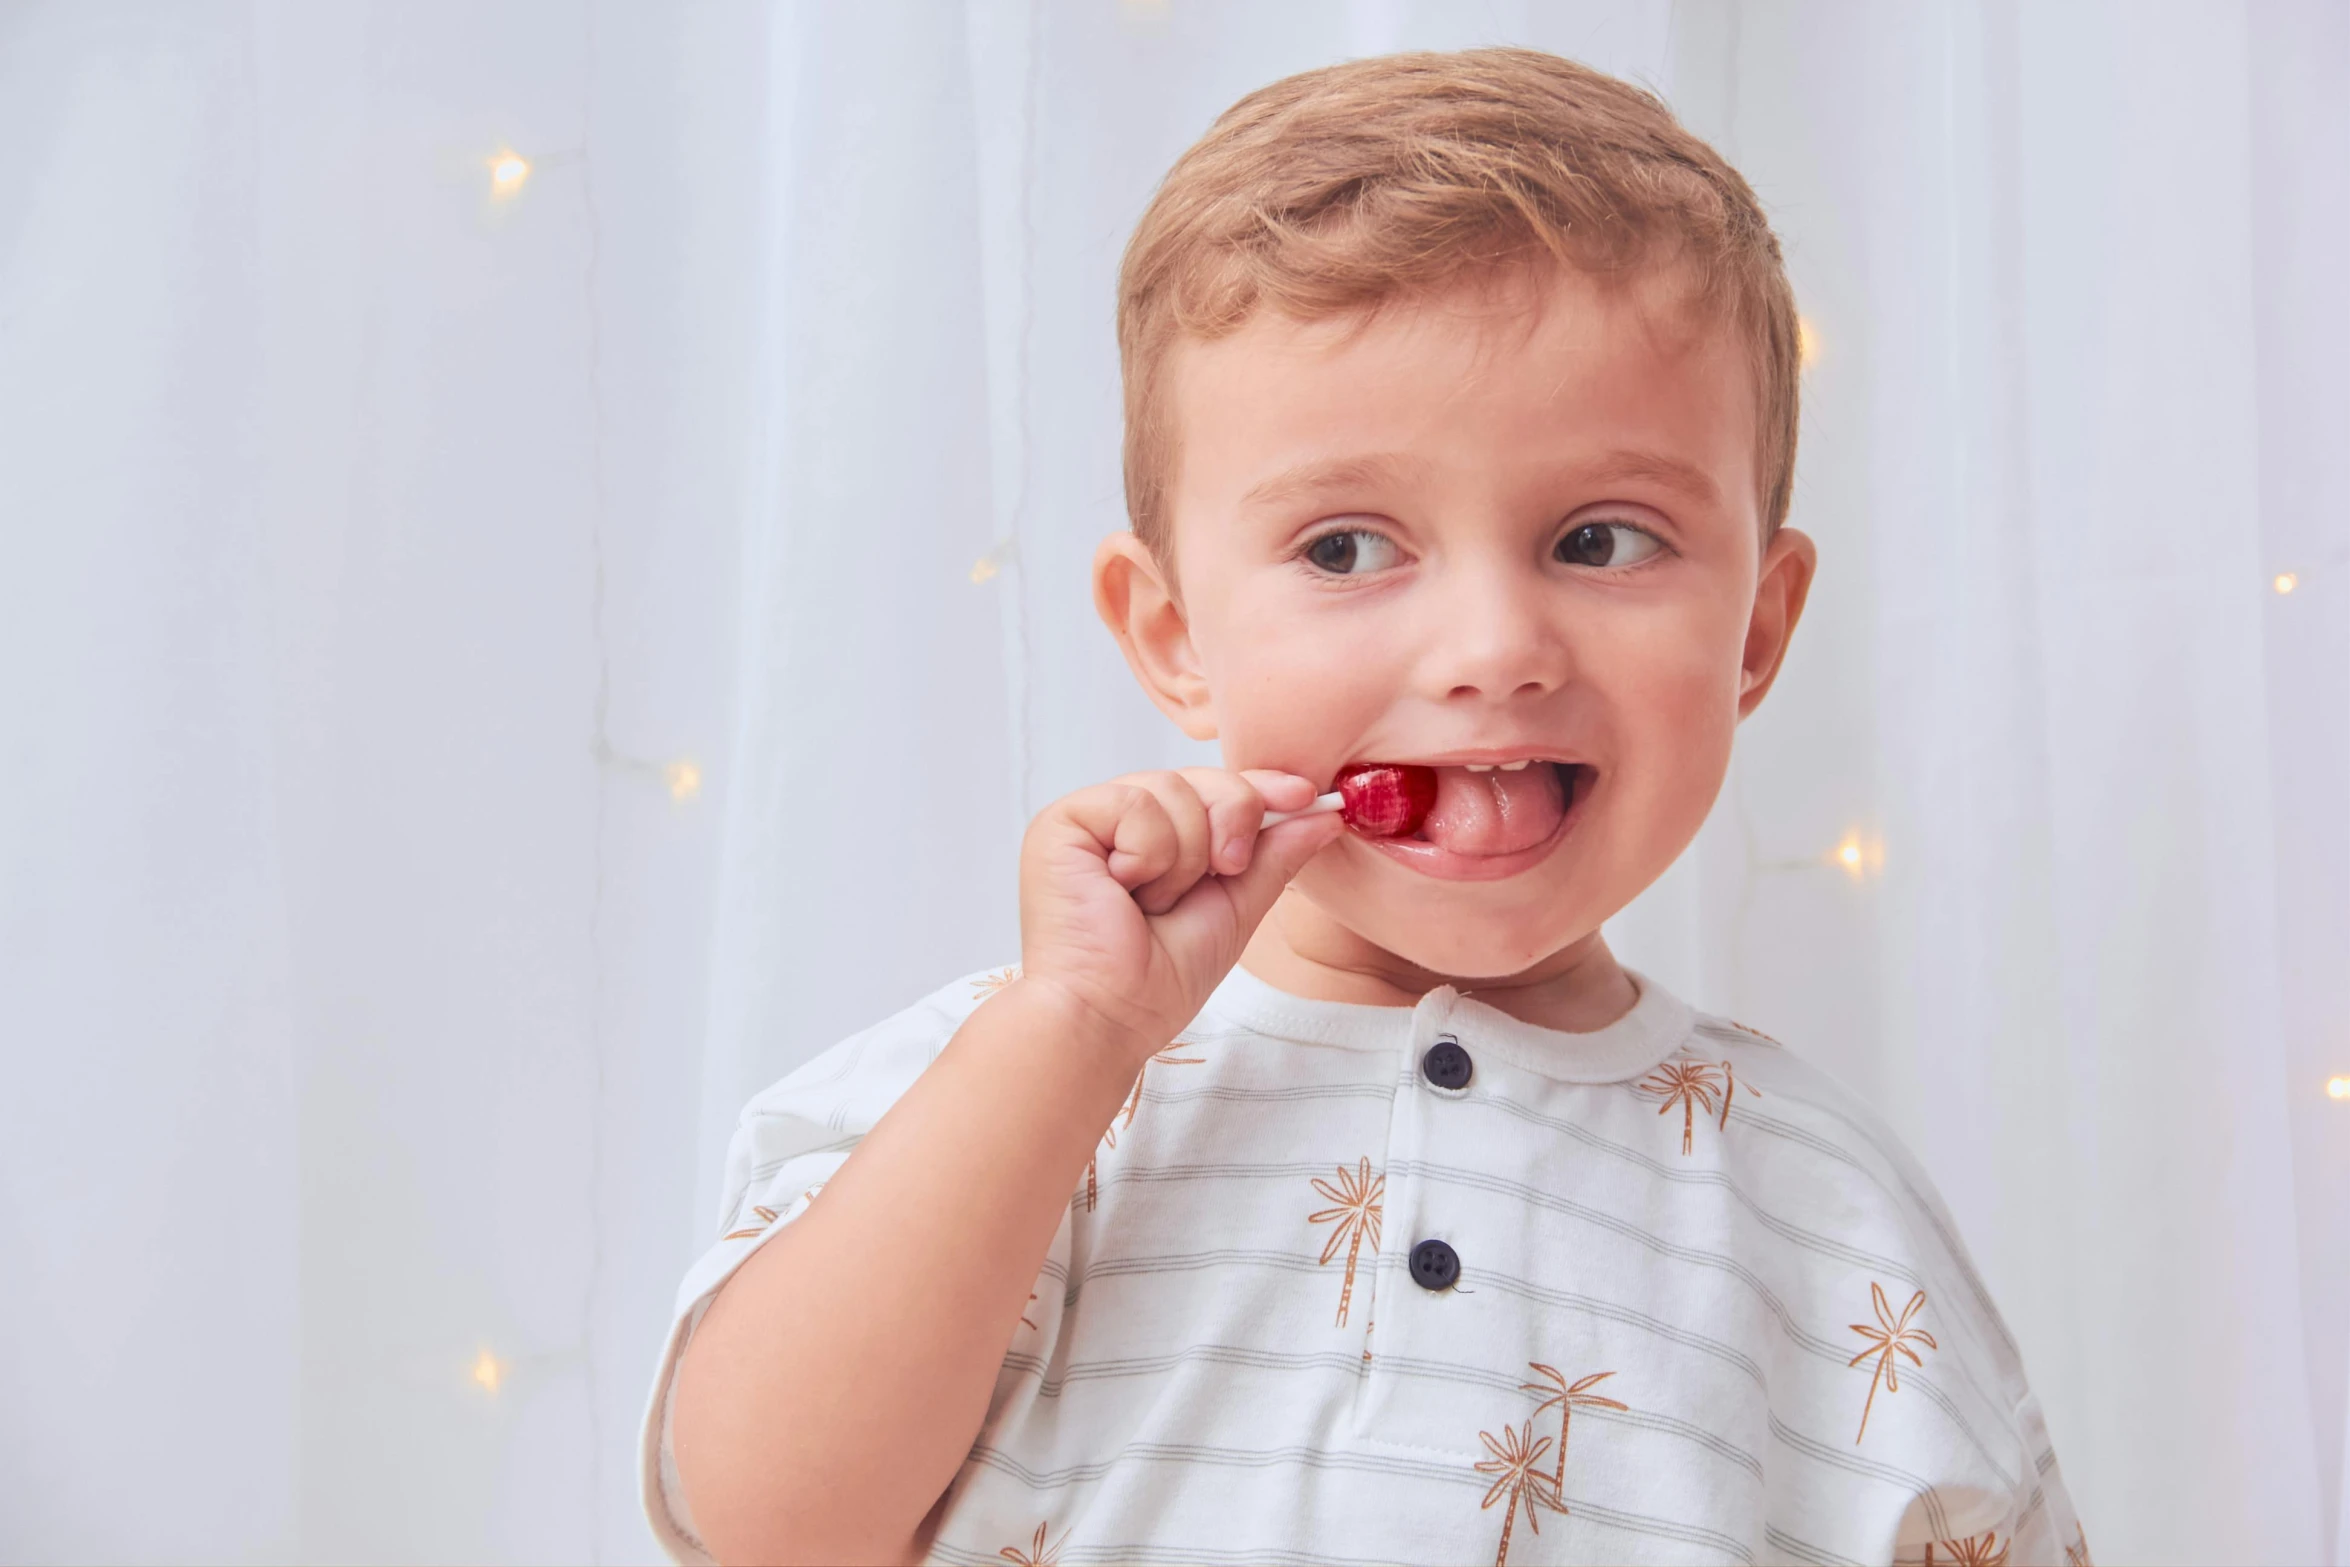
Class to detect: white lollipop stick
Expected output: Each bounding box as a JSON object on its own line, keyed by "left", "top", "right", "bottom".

{"left": 1262, "top": 791, "right": 1344, "bottom": 828}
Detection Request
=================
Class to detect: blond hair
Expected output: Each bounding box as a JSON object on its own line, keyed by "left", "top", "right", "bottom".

{"left": 1116, "top": 47, "right": 1800, "bottom": 552}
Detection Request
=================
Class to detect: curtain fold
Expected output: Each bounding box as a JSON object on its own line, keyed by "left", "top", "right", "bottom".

{"left": 1, "top": 2, "right": 2341, "bottom": 1562}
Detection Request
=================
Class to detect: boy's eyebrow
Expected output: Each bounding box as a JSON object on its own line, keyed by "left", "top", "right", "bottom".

{"left": 1577, "top": 449, "right": 1725, "bottom": 507}
{"left": 1238, "top": 453, "right": 1432, "bottom": 509}
{"left": 1237, "top": 449, "right": 1726, "bottom": 510}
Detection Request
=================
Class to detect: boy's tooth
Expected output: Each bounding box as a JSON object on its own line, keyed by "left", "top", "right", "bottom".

{"left": 1463, "top": 763, "right": 1495, "bottom": 773}
{"left": 1499, "top": 759, "right": 1530, "bottom": 771}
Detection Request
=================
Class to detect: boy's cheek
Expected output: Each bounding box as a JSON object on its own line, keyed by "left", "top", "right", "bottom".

{"left": 1598, "top": 601, "right": 1754, "bottom": 722}
{"left": 1206, "top": 636, "right": 1410, "bottom": 770}
{"left": 1215, "top": 695, "right": 1382, "bottom": 781}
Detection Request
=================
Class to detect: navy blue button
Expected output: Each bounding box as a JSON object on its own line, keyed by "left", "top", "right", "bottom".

{"left": 1408, "top": 1238, "right": 1461, "bottom": 1292}
{"left": 1422, "top": 1037, "right": 1473, "bottom": 1091}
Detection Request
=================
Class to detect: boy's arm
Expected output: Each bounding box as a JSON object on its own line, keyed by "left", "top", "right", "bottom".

{"left": 672, "top": 978, "right": 1137, "bottom": 1564}
{"left": 668, "top": 769, "right": 1344, "bottom": 1565}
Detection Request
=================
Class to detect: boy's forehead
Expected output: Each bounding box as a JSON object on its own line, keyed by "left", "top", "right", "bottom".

{"left": 1164, "top": 267, "right": 1757, "bottom": 515}
{"left": 1176, "top": 264, "right": 1730, "bottom": 399}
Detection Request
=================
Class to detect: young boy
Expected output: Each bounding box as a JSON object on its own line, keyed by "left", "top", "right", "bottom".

{"left": 648, "top": 49, "right": 2085, "bottom": 1566}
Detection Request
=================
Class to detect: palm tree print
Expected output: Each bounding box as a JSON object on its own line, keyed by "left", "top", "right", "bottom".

{"left": 972, "top": 965, "right": 1021, "bottom": 1001}
{"left": 997, "top": 1521, "right": 1064, "bottom": 1565}
{"left": 2063, "top": 1524, "right": 2093, "bottom": 1567}
{"left": 1848, "top": 1282, "right": 1937, "bottom": 1444}
{"left": 1307, "top": 1158, "right": 1384, "bottom": 1326}
{"left": 1082, "top": 1042, "right": 1203, "bottom": 1210}
{"left": 1925, "top": 1532, "right": 2009, "bottom": 1566}
{"left": 1519, "top": 1364, "right": 1625, "bottom": 1494}
{"left": 1638, "top": 1055, "right": 1759, "bottom": 1154}
{"left": 1475, "top": 1418, "right": 1561, "bottom": 1567}
{"left": 1117, "top": 1041, "right": 1202, "bottom": 1129}
{"left": 722, "top": 1183, "right": 824, "bottom": 1241}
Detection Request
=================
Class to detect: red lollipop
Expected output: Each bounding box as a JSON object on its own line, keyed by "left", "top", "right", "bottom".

{"left": 1333, "top": 763, "right": 1438, "bottom": 837}
{"left": 1261, "top": 763, "right": 1438, "bottom": 837}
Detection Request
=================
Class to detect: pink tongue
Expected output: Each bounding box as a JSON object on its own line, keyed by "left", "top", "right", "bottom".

{"left": 1419, "top": 765, "right": 1568, "bottom": 854}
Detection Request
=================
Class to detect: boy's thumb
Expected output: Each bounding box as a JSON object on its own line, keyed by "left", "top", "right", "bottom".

{"left": 1220, "top": 815, "right": 1346, "bottom": 933}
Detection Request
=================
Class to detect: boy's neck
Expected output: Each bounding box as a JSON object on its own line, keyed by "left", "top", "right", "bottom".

{"left": 1239, "top": 888, "right": 1640, "bottom": 1035}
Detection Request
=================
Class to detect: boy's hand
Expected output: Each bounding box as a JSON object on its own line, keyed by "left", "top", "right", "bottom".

{"left": 1019, "top": 768, "right": 1346, "bottom": 1057}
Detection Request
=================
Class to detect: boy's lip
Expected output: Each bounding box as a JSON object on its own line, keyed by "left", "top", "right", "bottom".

{"left": 1334, "top": 747, "right": 1587, "bottom": 778}
{"left": 1356, "top": 761, "right": 1592, "bottom": 881}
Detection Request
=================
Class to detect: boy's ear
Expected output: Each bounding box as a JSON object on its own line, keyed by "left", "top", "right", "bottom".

{"left": 1094, "top": 531, "right": 1218, "bottom": 740}
{"left": 1738, "top": 526, "right": 1817, "bottom": 718}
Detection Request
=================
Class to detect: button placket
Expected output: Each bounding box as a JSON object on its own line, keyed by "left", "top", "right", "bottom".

{"left": 1352, "top": 992, "right": 1474, "bottom": 1444}
{"left": 1408, "top": 1020, "right": 1471, "bottom": 1294}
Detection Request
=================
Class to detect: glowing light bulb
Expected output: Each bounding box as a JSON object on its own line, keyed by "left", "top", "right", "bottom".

{"left": 1834, "top": 835, "right": 1865, "bottom": 875}
{"left": 489, "top": 153, "right": 531, "bottom": 195}
{"left": 2327, "top": 1075, "right": 2350, "bottom": 1101}
{"left": 2273, "top": 571, "right": 2299, "bottom": 596}
{"left": 969, "top": 555, "right": 999, "bottom": 585}
{"left": 471, "top": 1349, "right": 504, "bottom": 1394}
{"left": 665, "top": 760, "right": 702, "bottom": 802}
{"left": 1797, "top": 316, "right": 1821, "bottom": 368}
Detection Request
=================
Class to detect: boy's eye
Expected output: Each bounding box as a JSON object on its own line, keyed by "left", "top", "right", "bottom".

{"left": 1302, "top": 529, "right": 1402, "bottom": 576}
{"left": 1554, "top": 520, "right": 1663, "bottom": 569}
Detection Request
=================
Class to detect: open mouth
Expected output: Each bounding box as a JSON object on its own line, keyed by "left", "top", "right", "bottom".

{"left": 1356, "top": 758, "right": 1591, "bottom": 881}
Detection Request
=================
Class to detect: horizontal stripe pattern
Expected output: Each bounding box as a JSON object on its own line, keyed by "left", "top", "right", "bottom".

{"left": 645, "top": 967, "right": 2083, "bottom": 1567}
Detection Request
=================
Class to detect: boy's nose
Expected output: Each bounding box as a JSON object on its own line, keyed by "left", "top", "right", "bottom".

{"left": 1424, "top": 565, "right": 1572, "bottom": 703}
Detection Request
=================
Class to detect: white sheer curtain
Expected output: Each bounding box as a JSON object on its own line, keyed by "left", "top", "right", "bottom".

{"left": 2, "top": 2, "right": 2341, "bottom": 1562}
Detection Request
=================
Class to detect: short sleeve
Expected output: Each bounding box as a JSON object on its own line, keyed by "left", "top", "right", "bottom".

{"left": 637, "top": 969, "right": 1010, "bottom": 1564}
{"left": 1891, "top": 1390, "right": 2088, "bottom": 1566}
{"left": 2001, "top": 1392, "right": 2090, "bottom": 1567}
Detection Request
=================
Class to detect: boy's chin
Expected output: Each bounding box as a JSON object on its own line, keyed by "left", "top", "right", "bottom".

{"left": 1289, "top": 873, "right": 1602, "bottom": 984}
{"left": 1372, "top": 923, "right": 1592, "bottom": 983}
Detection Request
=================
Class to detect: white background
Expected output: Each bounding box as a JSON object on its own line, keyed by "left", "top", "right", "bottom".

{"left": 2, "top": 2, "right": 2344, "bottom": 1562}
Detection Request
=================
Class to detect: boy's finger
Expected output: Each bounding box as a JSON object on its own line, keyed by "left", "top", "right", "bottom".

{"left": 1049, "top": 782, "right": 1159, "bottom": 861}
{"left": 1096, "top": 786, "right": 1180, "bottom": 894}
{"left": 1126, "top": 772, "right": 1215, "bottom": 916}
{"left": 1176, "top": 767, "right": 1283, "bottom": 876}
{"left": 1234, "top": 769, "right": 1320, "bottom": 813}
{"left": 1221, "top": 769, "right": 1324, "bottom": 872}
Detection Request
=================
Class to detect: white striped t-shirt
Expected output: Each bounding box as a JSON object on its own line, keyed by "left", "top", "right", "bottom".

{"left": 642, "top": 966, "right": 2086, "bottom": 1566}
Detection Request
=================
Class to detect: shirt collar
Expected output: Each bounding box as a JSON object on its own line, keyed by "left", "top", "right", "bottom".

{"left": 1199, "top": 963, "right": 1693, "bottom": 1086}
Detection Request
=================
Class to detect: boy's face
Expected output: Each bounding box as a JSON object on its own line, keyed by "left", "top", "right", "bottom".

{"left": 1098, "top": 265, "right": 1813, "bottom": 981}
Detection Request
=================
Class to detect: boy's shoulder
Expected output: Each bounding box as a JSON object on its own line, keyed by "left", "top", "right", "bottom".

{"left": 1680, "top": 1006, "right": 1969, "bottom": 1228}
{"left": 1676, "top": 1006, "right": 2040, "bottom": 1398}
{"left": 739, "top": 964, "right": 1018, "bottom": 1125}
